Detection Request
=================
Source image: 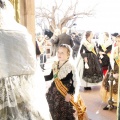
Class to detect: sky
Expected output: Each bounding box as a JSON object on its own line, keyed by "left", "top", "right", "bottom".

{"left": 35, "top": 0, "right": 120, "bottom": 33}
{"left": 76, "top": 0, "right": 120, "bottom": 33}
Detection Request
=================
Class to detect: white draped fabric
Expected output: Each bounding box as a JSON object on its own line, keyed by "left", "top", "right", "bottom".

{"left": 0, "top": 0, "right": 52, "bottom": 119}
{"left": 0, "top": 29, "right": 36, "bottom": 78}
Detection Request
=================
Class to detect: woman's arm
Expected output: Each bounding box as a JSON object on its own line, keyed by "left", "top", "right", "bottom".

{"left": 44, "top": 70, "right": 53, "bottom": 81}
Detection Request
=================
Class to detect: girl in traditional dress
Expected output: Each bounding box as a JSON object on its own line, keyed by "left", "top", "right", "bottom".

{"left": 98, "top": 32, "right": 112, "bottom": 76}
{"left": 77, "top": 31, "right": 103, "bottom": 90}
{"left": 0, "top": 0, "right": 51, "bottom": 119}
{"left": 100, "top": 35, "right": 120, "bottom": 110}
{"left": 44, "top": 44, "right": 87, "bottom": 120}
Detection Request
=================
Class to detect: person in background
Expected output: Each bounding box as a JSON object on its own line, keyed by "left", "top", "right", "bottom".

{"left": 98, "top": 32, "right": 112, "bottom": 76}
{"left": 56, "top": 27, "right": 74, "bottom": 48}
{"left": 44, "top": 44, "right": 88, "bottom": 120}
{"left": 37, "top": 35, "right": 47, "bottom": 70}
{"left": 71, "top": 32, "right": 82, "bottom": 59}
{"left": 78, "top": 31, "right": 103, "bottom": 90}
{"left": 100, "top": 34, "right": 120, "bottom": 110}
{"left": 0, "top": 0, "right": 51, "bottom": 119}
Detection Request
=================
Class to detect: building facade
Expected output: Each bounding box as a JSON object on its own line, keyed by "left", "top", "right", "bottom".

{"left": 10, "top": 0, "right": 35, "bottom": 42}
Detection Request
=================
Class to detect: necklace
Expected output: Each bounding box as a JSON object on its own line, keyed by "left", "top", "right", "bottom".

{"left": 57, "top": 60, "right": 68, "bottom": 70}
{"left": 87, "top": 39, "right": 91, "bottom": 43}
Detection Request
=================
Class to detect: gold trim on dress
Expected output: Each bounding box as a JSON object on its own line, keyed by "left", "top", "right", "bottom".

{"left": 54, "top": 78, "right": 86, "bottom": 120}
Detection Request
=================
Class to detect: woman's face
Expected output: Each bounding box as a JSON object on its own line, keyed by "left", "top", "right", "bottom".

{"left": 89, "top": 32, "right": 94, "bottom": 39}
{"left": 57, "top": 47, "right": 69, "bottom": 61}
{"left": 103, "top": 33, "right": 108, "bottom": 40}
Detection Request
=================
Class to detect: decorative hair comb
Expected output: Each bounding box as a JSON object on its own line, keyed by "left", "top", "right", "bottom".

{"left": 0, "top": 0, "right": 6, "bottom": 9}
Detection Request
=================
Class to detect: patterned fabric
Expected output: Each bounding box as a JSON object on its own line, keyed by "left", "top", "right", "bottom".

{"left": 0, "top": 64, "right": 52, "bottom": 120}
{"left": 102, "top": 71, "right": 118, "bottom": 94}
{"left": 54, "top": 78, "right": 86, "bottom": 120}
{"left": 0, "top": 75, "right": 43, "bottom": 120}
{"left": 46, "top": 61, "right": 86, "bottom": 120}
{"left": 46, "top": 82, "right": 75, "bottom": 120}
{"left": 82, "top": 53, "right": 103, "bottom": 83}
{"left": 0, "top": 1, "right": 51, "bottom": 119}
{"left": 52, "top": 61, "right": 79, "bottom": 87}
{"left": 100, "top": 62, "right": 119, "bottom": 104}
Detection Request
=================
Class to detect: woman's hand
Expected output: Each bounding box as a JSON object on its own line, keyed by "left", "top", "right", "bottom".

{"left": 99, "top": 51, "right": 105, "bottom": 55}
{"left": 85, "top": 63, "right": 89, "bottom": 69}
{"left": 99, "top": 59, "right": 102, "bottom": 63}
{"left": 65, "top": 94, "right": 71, "bottom": 102}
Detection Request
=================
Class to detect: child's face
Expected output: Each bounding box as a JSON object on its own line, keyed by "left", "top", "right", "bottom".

{"left": 57, "top": 47, "right": 69, "bottom": 61}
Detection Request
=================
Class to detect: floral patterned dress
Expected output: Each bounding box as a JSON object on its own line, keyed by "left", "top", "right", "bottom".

{"left": 45, "top": 61, "right": 87, "bottom": 120}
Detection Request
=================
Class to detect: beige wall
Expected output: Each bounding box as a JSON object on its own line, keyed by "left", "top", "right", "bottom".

{"left": 20, "top": 0, "right": 35, "bottom": 43}
{"left": 10, "top": 0, "right": 20, "bottom": 22}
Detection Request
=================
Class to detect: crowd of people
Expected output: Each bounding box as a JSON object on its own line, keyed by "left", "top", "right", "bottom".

{"left": 0, "top": 0, "right": 119, "bottom": 120}
{"left": 36, "top": 26, "right": 119, "bottom": 118}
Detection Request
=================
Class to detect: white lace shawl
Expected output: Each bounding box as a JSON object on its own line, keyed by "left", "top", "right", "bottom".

{"left": 98, "top": 32, "right": 112, "bottom": 48}
{"left": 53, "top": 61, "right": 80, "bottom": 88}
{"left": 99, "top": 39, "right": 112, "bottom": 48}
{"left": 0, "top": 28, "right": 36, "bottom": 79}
{"left": 52, "top": 61, "right": 80, "bottom": 101}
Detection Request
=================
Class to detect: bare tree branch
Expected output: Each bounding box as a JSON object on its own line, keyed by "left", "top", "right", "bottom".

{"left": 36, "top": 0, "right": 96, "bottom": 32}
{"left": 58, "top": 0, "right": 63, "bottom": 9}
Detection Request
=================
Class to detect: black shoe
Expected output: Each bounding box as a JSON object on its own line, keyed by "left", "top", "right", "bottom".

{"left": 40, "top": 65, "right": 46, "bottom": 70}
{"left": 42, "top": 67, "right": 46, "bottom": 70}
{"left": 84, "top": 87, "right": 91, "bottom": 90}
{"left": 103, "top": 106, "right": 109, "bottom": 110}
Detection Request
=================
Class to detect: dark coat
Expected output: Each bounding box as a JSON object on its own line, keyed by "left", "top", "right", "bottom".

{"left": 56, "top": 33, "right": 74, "bottom": 48}
{"left": 98, "top": 45, "right": 112, "bottom": 67}
{"left": 72, "top": 36, "right": 81, "bottom": 52}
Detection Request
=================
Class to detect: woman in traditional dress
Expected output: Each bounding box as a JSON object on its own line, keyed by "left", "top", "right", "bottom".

{"left": 100, "top": 35, "right": 120, "bottom": 110}
{"left": 98, "top": 32, "right": 112, "bottom": 76}
{"left": 44, "top": 44, "right": 87, "bottom": 120}
{"left": 77, "top": 31, "right": 103, "bottom": 90}
{"left": 0, "top": 0, "right": 51, "bottom": 119}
